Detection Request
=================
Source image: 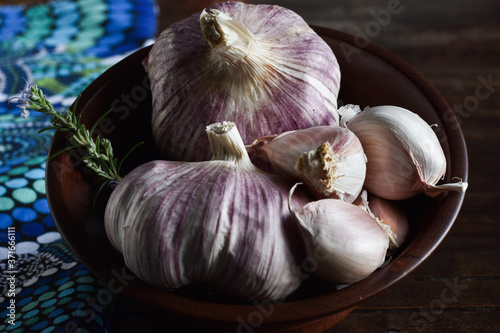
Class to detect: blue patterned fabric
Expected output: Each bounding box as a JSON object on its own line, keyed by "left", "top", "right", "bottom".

{"left": 0, "top": 0, "right": 157, "bottom": 331}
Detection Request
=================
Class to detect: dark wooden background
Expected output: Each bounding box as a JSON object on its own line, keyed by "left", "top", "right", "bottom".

{"left": 113, "top": 0, "right": 500, "bottom": 331}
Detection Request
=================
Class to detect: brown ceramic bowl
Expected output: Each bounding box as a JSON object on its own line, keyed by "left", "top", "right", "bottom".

{"left": 46, "top": 27, "right": 468, "bottom": 332}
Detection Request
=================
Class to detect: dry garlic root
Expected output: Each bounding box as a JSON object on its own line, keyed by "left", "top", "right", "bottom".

{"left": 247, "top": 125, "right": 366, "bottom": 203}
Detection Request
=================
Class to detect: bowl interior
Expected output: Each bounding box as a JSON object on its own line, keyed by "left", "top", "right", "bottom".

{"left": 46, "top": 27, "right": 468, "bottom": 326}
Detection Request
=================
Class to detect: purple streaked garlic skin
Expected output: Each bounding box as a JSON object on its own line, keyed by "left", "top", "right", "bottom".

{"left": 104, "top": 122, "right": 312, "bottom": 302}
{"left": 146, "top": 1, "right": 340, "bottom": 162}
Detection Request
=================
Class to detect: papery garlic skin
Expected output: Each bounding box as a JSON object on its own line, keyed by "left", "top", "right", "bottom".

{"left": 354, "top": 191, "right": 410, "bottom": 251}
{"left": 341, "top": 105, "right": 467, "bottom": 200}
{"left": 288, "top": 184, "right": 389, "bottom": 285}
{"left": 104, "top": 122, "right": 311, "bottom": 301}
{"left": 368, "top": 195, "right": 409, "bottom": 251}
{"left": 247, "top": 126, "right": 366, "bottom": 203}
{"left": 146, "top": 2, "right": 340, "bottom": 161}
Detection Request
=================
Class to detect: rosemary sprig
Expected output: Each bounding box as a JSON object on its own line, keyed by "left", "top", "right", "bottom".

{"left": 10, "top": 82, "right": 138, "bottom": 183}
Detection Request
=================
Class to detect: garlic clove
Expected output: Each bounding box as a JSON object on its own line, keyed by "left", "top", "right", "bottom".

{"left": 296, "top": 139, "right": 367, "bottom": 203}
{"left": 247, "top": 125, "right": 366, "bottom": 203}
{"left": 369, "top": 195, "right": 410, "bottom": 252}
{"left": 340, "top": 104, "right": 468, "bottom": 200}
{"left": 288, "top": 184, "right": 389, "bottom": 285}
{"left": 354, "top": 191, "right": 410, "bottom": 252}
{"left": 105, "top": 121, "right": 312, "bottom": 302}
{"left": 147, "top": 2, "right": 340, "bottom": 161}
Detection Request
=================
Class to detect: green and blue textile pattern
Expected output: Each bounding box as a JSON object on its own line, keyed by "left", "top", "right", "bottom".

{"left": 0, "top": 0, "right": 157, "bottom": 331}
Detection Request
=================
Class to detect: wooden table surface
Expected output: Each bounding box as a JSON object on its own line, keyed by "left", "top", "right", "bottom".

{"left": 113, "top": 0, "right": 500, "bottom": 332}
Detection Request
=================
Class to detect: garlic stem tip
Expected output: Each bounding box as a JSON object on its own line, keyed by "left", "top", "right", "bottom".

{"left": 457, "top": 181, "right": 468, "bottom": 192}
{"left": 200, "top": 9, "right": 223, "bottom": 46}
{"left": 425, "top": 180, "right": 468, "bottom": 198}
{"left": 206, "top": 121, "right": 236, "bottom": 134}
{"left": 439, "top": 181, "right": 468, "bottom": 192}
{"left": 450, "top": 178, "right": 468, "bottom": 192}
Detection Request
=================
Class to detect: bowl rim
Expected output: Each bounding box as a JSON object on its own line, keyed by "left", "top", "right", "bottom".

{"left": 46, "top": 26, "right": 468, "bottom": 325}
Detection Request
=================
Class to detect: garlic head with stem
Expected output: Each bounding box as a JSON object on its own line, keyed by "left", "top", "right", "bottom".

{"left": 104, "top": 121, "right": 313, "bottom": 302}
{"left": 146, "top": 1, "right": 341, "bottom": 161}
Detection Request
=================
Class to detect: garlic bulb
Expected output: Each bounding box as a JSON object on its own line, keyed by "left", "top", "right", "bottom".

{"left": 146, "top": 1, "right": 340, "bottom": 161}
{"left": 288, "top": 184, "right": 389, "bottom": 285}
{"left": 247, "top": 126, "right": 366, "bottom": 203}
{"left": 340, "top": 105, "right": 468, "bottom": 200}
{"left": 104, "top": 121, "right": 312, "bottom": 301}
